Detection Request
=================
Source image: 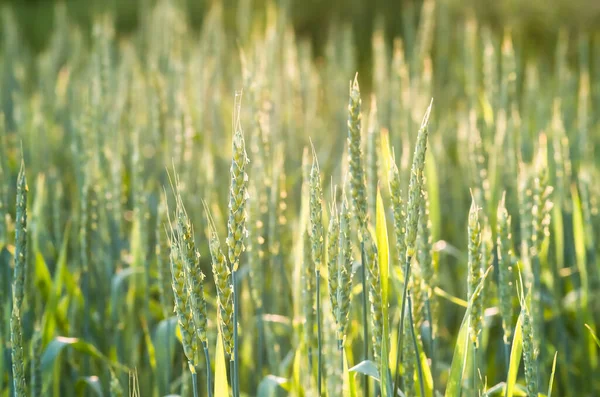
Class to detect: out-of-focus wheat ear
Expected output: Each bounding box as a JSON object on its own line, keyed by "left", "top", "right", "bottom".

{"left": 246, "top": 181, "right": 265, "bottom": 375}
{"left": 468, "top": 193, "right": 483, "bottom": 349}
{"left": 366, "top": 96, "right": 380, "bottom": 218}
{"left": 417, "top": 185, "right": 433, "bottom": 294}
{"left": 156, "top": 194, "right": 173, "bottom": 320}
{"left": 309, "top": 142, "right": 324, "bottom": 395}
{"left": 520, "top": 289, "right": 538, "bottom": 397}
{"left": 468, "top": 193, "right": 483, "bottom": 394}
{"left": 204, "top": 201, "right": 234, "bottom": 358}
{"left": 302, "top": 229, "right": 316, "bottom": 380}
{"left": 110, "top": 368, "right": 125, "bottom": 397}
{"left": 530, "top": 134, "right": 553, "bottom": 368}
{"left": 11, "top": 161, "right": 27, "bottom": 397}
{"left": 347, "top": 75, "right": 368, "bottom": 229}
{"left": 497, "top": 192, "right": 515, "bottom": 371}
{"left": 468, "top": 109, "right": 490, "bottom": 211}
{"left": 481, "top": 25, "right": 498, "bottom": 112}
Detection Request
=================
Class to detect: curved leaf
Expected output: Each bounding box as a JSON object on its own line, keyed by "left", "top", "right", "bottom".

{"left": 214, "top": 322, "right": 229, "bottom": 397}
{"left": 506, "top": 314, "right": 523, "bottom": 397}
{"left": 349, "top": 360, "right": 379, "bottom": 381}
{"left": 257, "top": 375, "right": 289, "bottom": 397}
{"left": 41, "top": 336, "right": 128, "bottom": 373}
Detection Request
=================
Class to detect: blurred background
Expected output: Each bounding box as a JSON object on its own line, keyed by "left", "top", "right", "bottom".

{"left": 3, "top": 0, "right": 600, "bottom": 89}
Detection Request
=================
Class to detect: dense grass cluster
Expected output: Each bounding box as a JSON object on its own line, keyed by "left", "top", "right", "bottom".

{"left": 1, "top": 1, "right": 600, "bottom": 396}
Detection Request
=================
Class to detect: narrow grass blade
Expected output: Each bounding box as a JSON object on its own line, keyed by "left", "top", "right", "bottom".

{"left": 548, "top": 352, "right": 558, "bottom": 397}
{"left": 376, "top": 187, "right": 391, "bottom": 396}
{"left": 214, "top": 325, "right": 229, "bottom": 397}
{"left": 342, "top": 347, "right": 356, "bottom": 397}
{"left": 349, "top": 360, "right": 380, "bottom": 381}
{"left": 585, "top": 324, "right": 600, "bottom": 348}
{"left": 506, "top": 313, "right": 523, "bottom": 397}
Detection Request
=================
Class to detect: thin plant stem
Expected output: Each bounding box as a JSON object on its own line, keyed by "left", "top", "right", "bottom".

{"left": 230, "top": 360, "right": 235, "bottom": 396}
{"left": 360, "top": 241, "right": 370, "bottom": 396}
{"left": 408, "top": 292, "right": 426, "bottom": 397}
{"left": 203, "top": 342, "right": 213, "bottom": 397}
{"left": 257, "top": 307, "right": 264, "bottom": 380}
{"left": 232, "top": 269, "right": 240, "bottom": 397}
{"left": 393, "top": 255, "right": 412, "bottom": 393}
{"left": 473, "top": 342, "right": 478, "bottom": 396}
{"left": 339, "top": 343, "right": 344, "bottom": 385}
{"left": 166, "top": 320, "right": 172, "bottom": 394}
{"left": 504, "top": 342, "right": 510, "bottom": 397}
{"left": 316, "top": 269, "right": 323, "bottom": 396}
{"left": 191, "top": 368, "right": 199, "bottom": 397}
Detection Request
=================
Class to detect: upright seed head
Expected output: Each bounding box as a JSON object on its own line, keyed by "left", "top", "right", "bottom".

{"left": 497, "top": 193, "right": 515, "bottom": 344}
{"left": 347, "top": 76, "right": 368, "bottom": 228}
{"left": 336, "top": 196, "right": 354, "bottom": 347}
{"left": 363, "top": 229, "right": 382, "bottom": 362}
{"left": 309, "top": 147, "right": 324, "bottom": 272}
{"left": 227, "top": 96, "right": 250, "bottom": 272}
{"left": 11, "top": 303, "right": 27, "bottom": 397}
{"left": 405, "top": 101, "right": 433, "bottom": 258}
{"left": 417, "top": 186, "right": 433, "bottom": 291}
{"left": 303, "top": 229, "right": 316, "bottom": 350}
{"left": 206, "top": 206, "right": 234, "bottom": 357}
{"left": 468, "top": 195, "right": 483, "bottom": 347}
{"left": 389, "top": 160, "right": 407, "bottom": 277}
{"left": 169, "top": 242, "right": 197, "bottom": 364}
{"left": 532, "top": 147, "right": 554, "bottom": 255}
{"left": 175, "top": 201, "right": 208, "bottom": 344}
{"left": 327, "top": 198, "right": 340, "bottom": 319}
{"left": 11, "top": 162, "right": 27, "bottom": 397}
{"left": 521, "top": 301, "right": 538, "bottom": 397}
{"left": 246, "top": 182, "right": 264, "bottom": 313}
{"left": 402, "top": 306, "right": 416, "bottom": 396}
{"left": 13, "top": 161, "right": 28, "bottom": 308}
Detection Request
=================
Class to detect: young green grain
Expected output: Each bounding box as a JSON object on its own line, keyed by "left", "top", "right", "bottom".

{"left": 11, "top": 162, "right": 27, "bottom": 397}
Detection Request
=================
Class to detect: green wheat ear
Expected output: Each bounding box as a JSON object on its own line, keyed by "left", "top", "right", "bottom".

{"left": 347, "top": 74, "right": 368, "bottom": 229}
{"left": 468, "top": 193, "right": 483, "bottom": 348}
{"left": 226, "top": 102, "right": 250, "bottom": 273}
{"left": 327, "top": 196, "right": 340, "bottom": 322}
{"left": 205, "top": 202, "right": 234, "bottom": 357}
{"left": 497, "top": 192, "right": 515, "bottom": 345}
{"left": 11, "top": 161, "right": 28, "bottom": 397}
{"left": 336, "top": 194, "right": 354, "bottom": 347}
{"left": 405, "top": 100, "right": 432, "bottom": 259}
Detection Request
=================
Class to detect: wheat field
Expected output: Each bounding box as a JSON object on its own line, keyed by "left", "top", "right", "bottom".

{"left": 1, "top": 1, "right": 600, "bottom": 396}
